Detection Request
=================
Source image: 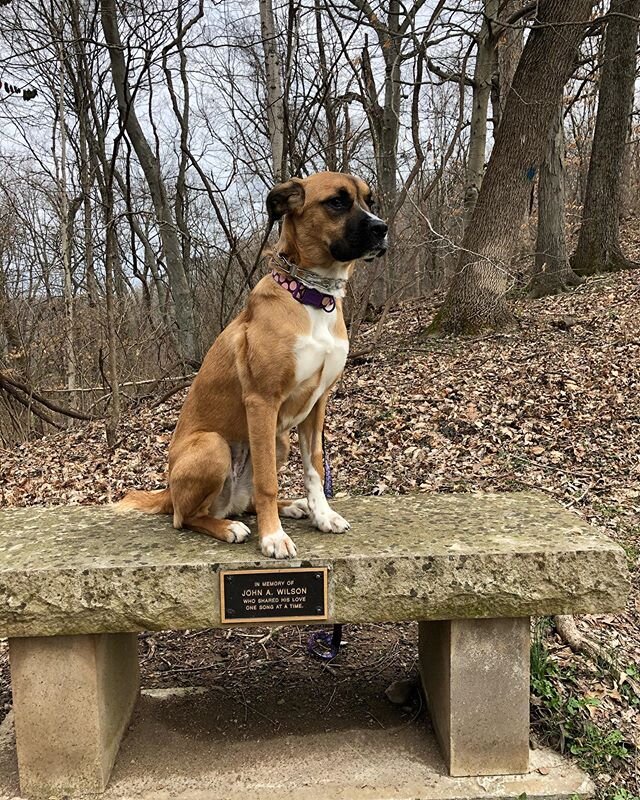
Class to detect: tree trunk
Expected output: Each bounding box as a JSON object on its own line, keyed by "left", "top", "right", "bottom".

{"left": 351, "top": 0, "right": 402, "bottom": 217}
{"left": 104, "top": 202, "right": 121, "bottom": 450}
{"left": 79, "top": 119, "right": 98, "bottom": 308}
{"left": 491, "top": 0, "right": 525, "bottom": 134}
{"left": 100, "top": 0, "right": 198, "bottom": 365}
{"left": 259, "top": 0, "right": 286, "bottom": 181}
{"left": 57, "top": 39, "right": 77, "bottom": 408}
{"left": 530, "top": 102, "right": 583, "bottom": 297}
{"left": 314, "top": 0, "right": 338, "bottom": 172}
{"left": 0, "top": 258, "right": 22, "bottom": 366}
{"left": 379, "top": 4, "right": 401, "bottom": 217}
{"left": 570, "top": 0, "right": 640, "bottom": 276}
{"left": 428, "top": 0, "right": 596, "bottom": 336}
{"left": 359, "top": 4, "right": 402, "bottom": 300}
{"left": 463, "top": 0, "right": 498, "bottom": 228}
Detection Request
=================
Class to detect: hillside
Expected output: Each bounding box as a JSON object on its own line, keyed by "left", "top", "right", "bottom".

{"left": 1, "top": 273, "right": 639, "bottom": 796}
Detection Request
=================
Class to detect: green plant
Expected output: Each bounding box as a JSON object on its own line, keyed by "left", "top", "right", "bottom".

{"left": 609, "top": 789, "right": 640, "bottom": 800}
{"left": 530, "top": 620, "right": 633, "bottom": 774}
{"left": 568, "top": 725, "right": 629, "bottom": 763}
{"left": 619, "top": 664, "right": 640, "bottom": 709}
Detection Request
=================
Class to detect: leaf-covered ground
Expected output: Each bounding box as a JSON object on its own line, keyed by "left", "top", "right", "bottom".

{"left": 0, "top": 272, "right": 639, "bottom": 797}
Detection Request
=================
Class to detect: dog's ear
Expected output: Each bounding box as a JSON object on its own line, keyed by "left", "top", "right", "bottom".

{"left": 266, "top": 179, "right": 305, "bottom": 223}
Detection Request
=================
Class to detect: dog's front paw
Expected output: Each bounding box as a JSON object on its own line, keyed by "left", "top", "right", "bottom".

{"left": 226, "top": 520, "right": 251, "bottom": 543}
{"left": 312, "top": 509, "right": 350, "bottom": 534}
{"left": 280, "top": 498, "right": 309, "bottom": 519}
{"left": 261, "top": 528, "right": 298, "bottom": 559}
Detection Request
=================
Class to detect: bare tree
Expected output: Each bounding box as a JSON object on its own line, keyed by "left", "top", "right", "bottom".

{"left": 570, "top": 0, "right": 640, "bottom": 275}
{"left": 492, "top": 0, "right": 526, "bottom": 132}
{"left": 54, "top": 37, "right": 77, "bottom": 406}
{"left": 100, "top": 0, "right": 199, "bottom": 364}
{"left": 337, "top": 0, "right": 431, "bottom": 216}
{"left": 428, "top": 0, "right": 596, "bottom": 336}
{"left": 530, "top": 101, "right": 583, "bottom": 297}
{"left": 314, "top": 0, "right": 339, "bottom": 172}
{"left": 463, "top": 0, "right": 498, "bottom": 227}
{"left": 259, "top": 0, "right": 286, "bottom": 181}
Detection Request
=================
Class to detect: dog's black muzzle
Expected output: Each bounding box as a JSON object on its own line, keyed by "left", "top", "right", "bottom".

{"left": 330, "top": 211, "right": 389, "bottom": 262}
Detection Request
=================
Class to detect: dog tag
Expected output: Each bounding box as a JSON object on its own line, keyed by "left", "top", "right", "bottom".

{"left": 220, "top": 567, "right": 328, "bottom": 624}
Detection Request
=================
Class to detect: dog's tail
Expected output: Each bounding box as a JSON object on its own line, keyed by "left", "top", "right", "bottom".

{"left": 115, "top": 488, "right": 173, "bottom": 515}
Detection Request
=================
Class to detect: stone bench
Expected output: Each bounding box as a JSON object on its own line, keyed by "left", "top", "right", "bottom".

{"left": 0, "top": 492, "right": 628, "bottom": 797}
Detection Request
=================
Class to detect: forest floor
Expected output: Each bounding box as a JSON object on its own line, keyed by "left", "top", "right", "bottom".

{"left": 1, "top": 270, "right": 639, "bottom": 798}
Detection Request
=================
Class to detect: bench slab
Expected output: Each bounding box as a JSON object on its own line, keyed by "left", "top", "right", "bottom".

{"left": 0, "top": 492, "right": 628, "bottom": 637}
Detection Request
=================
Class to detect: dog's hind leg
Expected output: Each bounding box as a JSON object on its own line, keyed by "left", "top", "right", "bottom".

{"left": 279, "top": 498, "right": 310, "bottom": 518}
{"left": 245, "top": 497, "right": 310, "bottom": 518}
{"left": 169, "top": 432, "right": 250, "bottom": 544}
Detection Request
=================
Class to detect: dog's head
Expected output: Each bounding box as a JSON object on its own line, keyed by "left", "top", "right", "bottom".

{"left": 267, "top": 172, "right": 388, "bottom": 268}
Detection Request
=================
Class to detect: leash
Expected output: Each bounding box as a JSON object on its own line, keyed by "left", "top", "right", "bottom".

{"left": 307, "top": 621, "right": 343, "bottom": 661}
{"left": 268, "top": 231, "right": 343, "bottom": 659}
{"left": 322, "top": 429, "right": 333, "bottom": 500}
{"left": 307, "top": 431, "right": 343, "bottom": 662}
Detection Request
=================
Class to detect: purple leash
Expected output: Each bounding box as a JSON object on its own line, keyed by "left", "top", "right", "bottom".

{"left": 322, "top": 430, "right": 333, "bottom": 500}
{"left": 307, "top": 623, "right": 343, "bottom": 661}
{"left": 308, "top": 432, "right": 343, "bottom": 661}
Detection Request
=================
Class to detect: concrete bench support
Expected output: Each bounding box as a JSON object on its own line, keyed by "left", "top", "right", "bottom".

{"left": 419, "top": 617, "right": 530, "bottom": 777}
{"left": 9, "top": 632, "right": 139, "bottom": 796}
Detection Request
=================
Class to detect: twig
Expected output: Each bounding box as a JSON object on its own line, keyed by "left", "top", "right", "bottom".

{"left": 0, "top": 378, "right": 62, "bottom": 429}
{"left": 232, "top": 688, "right": 279, "bottom": 727}
{"left": 155, "top": 661, "right": 223, "bottom": 674}
{"left": 0, "top": 372, "right": 98, "bottom": 421}
{"left": 39, "top": 374, "right": 196, "bottom": 393}
{"left": 153, "top": 381, "right": 192, "bottom": 407}
{"left": 258, "top": 627, "right": 282, "bottom": 645}
{"left": 367, "top": 710, "right": 386, "bottom": 729}
{"left": 322, "top": 686, "right": 338, "bottom": 714}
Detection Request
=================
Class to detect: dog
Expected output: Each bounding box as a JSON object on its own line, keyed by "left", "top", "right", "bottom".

{"left": 117, "top": 172, "right": 388, "bottom": 558}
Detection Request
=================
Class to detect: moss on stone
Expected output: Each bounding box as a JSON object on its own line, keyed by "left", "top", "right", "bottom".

{"left": 0, "top": 493, "right": 629, "bottom": 637}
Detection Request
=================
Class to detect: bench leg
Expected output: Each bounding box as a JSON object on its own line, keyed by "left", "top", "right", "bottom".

{"left": 9, "top": 632, "right": 139, "bottom": 796}
{"left": 418, "top": 617, "right": 530, "bottom": 777}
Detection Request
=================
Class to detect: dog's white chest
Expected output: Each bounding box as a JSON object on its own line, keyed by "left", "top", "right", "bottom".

{"left": 294, "top": 306, "right": 348, "bottom": 385}
{"left": 280, "top": 306, "right": 348, "bottom": 430}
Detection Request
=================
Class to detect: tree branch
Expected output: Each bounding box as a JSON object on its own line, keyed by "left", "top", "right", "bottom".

{"left": 0, "top": 372, "right": 98, "bottom": 421}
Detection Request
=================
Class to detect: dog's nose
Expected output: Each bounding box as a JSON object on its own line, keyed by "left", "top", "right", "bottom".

{"left": 370, "top": 220, "right": 388, "bottom": 238}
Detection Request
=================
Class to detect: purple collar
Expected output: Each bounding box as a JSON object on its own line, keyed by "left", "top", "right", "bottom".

{"left": 272, "top": 269, "right": 337, "bottom": 312}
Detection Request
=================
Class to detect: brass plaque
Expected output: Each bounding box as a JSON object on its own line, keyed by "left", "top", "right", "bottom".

{"left": 220, "top": 567, "right": 328, "bottom": 624}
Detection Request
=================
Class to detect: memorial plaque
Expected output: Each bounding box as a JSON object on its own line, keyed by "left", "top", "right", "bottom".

{"left": 220, "top": 567, "right": 328, "bottom": 624}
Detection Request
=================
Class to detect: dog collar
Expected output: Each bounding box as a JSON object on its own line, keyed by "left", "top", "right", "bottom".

{"left": 272, "top": 269, "right": 337, "bottom": 312}
{"left": 273, "top": 253, "right": 348, "bottom": 295}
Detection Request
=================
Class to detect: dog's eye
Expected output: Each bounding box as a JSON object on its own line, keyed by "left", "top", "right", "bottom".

{"left": 324, "top": 195, "right": 350, "bottom": 211}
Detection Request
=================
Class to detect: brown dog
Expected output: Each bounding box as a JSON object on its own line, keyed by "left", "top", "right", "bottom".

{"left": 117, "top": 172, "right": 388, "bottom": 558}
